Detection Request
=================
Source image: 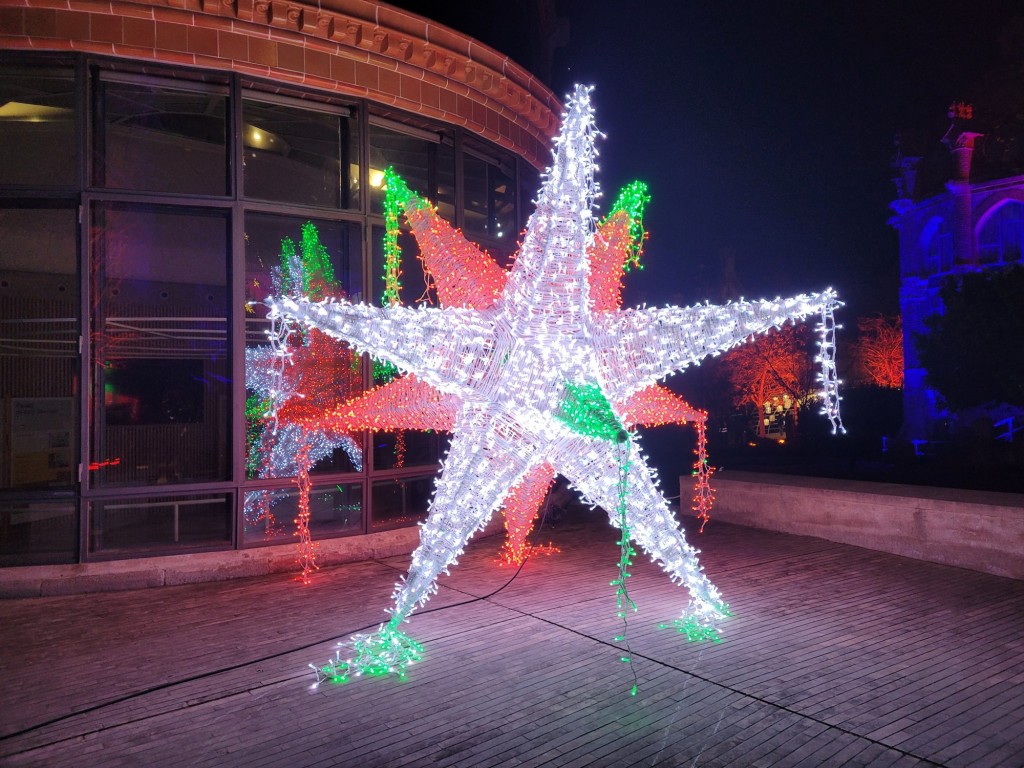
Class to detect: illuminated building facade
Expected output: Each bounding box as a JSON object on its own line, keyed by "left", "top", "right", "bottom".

{"left": 890, "top": 105, "right": 1024, "bottom": 443}
{"left": 0, "top": 0, "right": 559, "bottom": 567}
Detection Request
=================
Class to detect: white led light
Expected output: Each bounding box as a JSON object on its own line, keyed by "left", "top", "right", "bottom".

{"left": 269, "top": 85, "right": 844, "bottom": 676}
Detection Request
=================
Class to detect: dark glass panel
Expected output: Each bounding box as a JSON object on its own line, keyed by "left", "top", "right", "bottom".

{"left": 369, "top": 123, "right": 452, "bottom": 215}
{"left": 0, "top": 69, "right": 77, "bottom": 186}
{"left": 98, "top": 79, "right": 227, "bottom": 195}
{"left": 90, "top": 205, "right": 229, "bottom": 487}
{"left": 371, "top": 429, "right": 446, "bottom": 471}
{"left": 242, "top": 481, "right": 361, "bottom": 545}
{"left": 242, "top": 99, "right": 357, "bottom": 209}
{"left": 89, "top": 492, "right": 231, "bottom": 555}
{"left": 370, "top": 475, "right": 432, "bottom": 531}
{"left": 519, "top": 163, "right": 540, "bottom": 229}
{"left": 0, "top": 207, "right": 78, "bottom": 491}
{"left": 463, "top": 153, "right": 515, "bottom": 238}
{"left": 244, "top": 214, "right": 364, "bottom": 479}
{"left": 0, "top": 498, "right": 77, "bottom": 566}
{"left": 436, "top": 140, "right": 456, "bottom": 223}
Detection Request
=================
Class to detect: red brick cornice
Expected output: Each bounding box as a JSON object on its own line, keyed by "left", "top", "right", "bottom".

{"left": 0, "top": 0, "right": 561, "bottom": 168}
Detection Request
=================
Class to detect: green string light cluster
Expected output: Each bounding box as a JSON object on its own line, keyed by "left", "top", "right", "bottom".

{"left": 381, "top": 166, "right": 408, "bottom": 308}
{"left": 244, "top": 393, "right": 272, "bottom": 476}
{"left": 313, "top": 621, "right": 424, "bottom": 685}
{"left": 556, "top": 381, "right": 628, "bottom": 443}
{"left": 374, "top": 166, "right": 431, "bottom": 384}
{"left": 556, "top": 381, "right": 638, "bottom": 694}
{"left": 604, "top": 180, "right": 651, "bottom": 272}
{"left": 659, "top": 613, "right": 728, "bottom": 643}
{"left": 280, "top": 221, "right": 336, "bottom": 299}
{"left": 612, "top": 439, "right": 639, "bottom": 696}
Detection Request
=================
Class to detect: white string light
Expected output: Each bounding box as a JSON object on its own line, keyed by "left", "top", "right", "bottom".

{"left": 266, "top": 85, "right": 843, "bottom": 682}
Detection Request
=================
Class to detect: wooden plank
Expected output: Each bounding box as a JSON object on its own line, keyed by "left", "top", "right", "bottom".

{"left": 1, "top": 514, "right": 1022, "bottom": 767}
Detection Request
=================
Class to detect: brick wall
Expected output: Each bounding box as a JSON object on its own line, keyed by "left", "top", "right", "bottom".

{"left": 0, "top": 0, "right": 559, "bottom": 168}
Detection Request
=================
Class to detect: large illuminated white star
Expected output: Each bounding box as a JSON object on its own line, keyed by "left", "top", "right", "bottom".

{"left": 269, "top": 85, "right": 841, "bottom": 678}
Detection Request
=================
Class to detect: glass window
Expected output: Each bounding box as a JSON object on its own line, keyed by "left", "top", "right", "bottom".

{"left": 89, "top": 492, "right": 231, "bottom": 556}
{"left": 0, "top": 206, "right": 78, "bottom": 491}
{"left": 97, "top": 77, "right": 228, "bottom": 195}
{"left": 368, "top": 121, "right": 451, "bottom": 215}
{"left": 370, "top": 475, "right": 433, "bottom": 531}
{"left": 244, "top": 214, "right": 364, "bottom": 479}
{"left": 370, "top": 225, "right": 438, "bottom": 309}
{"left": 519, "top": 163, "right": 539, "bottom": 229}
{"left": 978, "top": 201, "right": 1024, "bottom": 265}
{"left": 436, "top": 140, "right": 456, "bottom": 223}
{"left": 242, "top": 98, "right": 357, "bottom": 209}
{"left": 368, "top": 224, "right": 446, "bottom": 470}
{"left": 0, "top": 69, "right": 77, "bottom": 187}
{"left": 242, "top": 481, "right": 361, "bottom": 545}
{"left": 372, "top": 430, "right": 446, "bottom": 472}
{"left": 90, "top": 204, "right": 230, "bottom": 487}
{"left": 463, "top": 145, "right": 517, "bottom": 254}
{"left": 0, "top": 498, "right": 77, "bottom": 566}
{"left": 923, "top": 220, "right": 953, "bottom": 276}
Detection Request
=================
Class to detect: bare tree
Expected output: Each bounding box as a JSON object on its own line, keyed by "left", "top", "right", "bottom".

{"left": 850, "top": 314, "right": 903, "bottom": 388}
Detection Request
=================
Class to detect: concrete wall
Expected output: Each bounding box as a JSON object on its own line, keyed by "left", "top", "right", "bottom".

{"left": 700, "top": 471, "right": 1024, "bottom": 580}
{"left": 0, "top": 516, "right": 504, "bottom": 598}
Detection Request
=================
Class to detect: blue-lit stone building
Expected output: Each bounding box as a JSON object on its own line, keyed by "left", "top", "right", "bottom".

{"left": 890, "top": 104, "right": 1024, "bottom": 443}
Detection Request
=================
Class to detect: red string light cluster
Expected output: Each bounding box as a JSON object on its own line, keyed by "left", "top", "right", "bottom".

{"left": 277, "top": 171, "right": 716, "bottom": 567}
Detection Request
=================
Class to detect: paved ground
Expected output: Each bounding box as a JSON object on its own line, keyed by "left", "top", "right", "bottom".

{"left": 1, "top": 511, "right": 1022, "bottom": 767}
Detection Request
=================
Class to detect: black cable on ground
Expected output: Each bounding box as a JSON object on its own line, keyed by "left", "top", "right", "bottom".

{"left": 0, "top": 497, "right": 948, "bottom": 768}
{"left": 0, "top": 500, "right": 555, "bottom": 745}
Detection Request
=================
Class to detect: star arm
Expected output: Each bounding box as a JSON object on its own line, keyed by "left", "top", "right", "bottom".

{"left": 554, "top": 435, "right": 727, "bottom": 619}
{"left": 278, "top": 374, "right": 458, "bottom": 433}
{"left": 267, "top": 296, "right": 495, "bottom": 396}
{"left": 620, "top": 384, "right": 706, "bottom": 428}
{"left": 598, "top": 290, "right": 839, "bottom": 401}
{"left": 403, "top": 204, "right": 508, "bottom": 310}
{"left": 390, "top": 405, "right": 543, "bottom": 621}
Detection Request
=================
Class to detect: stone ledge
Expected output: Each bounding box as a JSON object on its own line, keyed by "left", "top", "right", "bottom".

{"left": 0, "top": 516, "right": 503, "bottom": 598}
{"left": 699, "top": 470, "right": 1024, "bottom": 580}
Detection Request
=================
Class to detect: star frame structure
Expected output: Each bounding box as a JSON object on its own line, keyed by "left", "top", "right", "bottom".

{"left": 267, "top": 85, "right": 843, "bottom": 683}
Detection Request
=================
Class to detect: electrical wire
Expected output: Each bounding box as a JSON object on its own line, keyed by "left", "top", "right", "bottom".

{"left": 0, "top": 501, "right": 553, "bottom": 745}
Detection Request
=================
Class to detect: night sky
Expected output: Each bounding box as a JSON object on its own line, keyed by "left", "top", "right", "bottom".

{"left": 389, "top": 1, "right": 1021, "bottom": 485}
{"left": 393, "top": 1, "right": 1022, "bottom": 318}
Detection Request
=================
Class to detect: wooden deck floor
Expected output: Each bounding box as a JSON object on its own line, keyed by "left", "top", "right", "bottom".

{"left": 1, "top": 512, "right": 1022, "bottom": 767}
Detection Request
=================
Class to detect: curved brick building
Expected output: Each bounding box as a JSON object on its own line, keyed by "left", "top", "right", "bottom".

{"left": 0, "top": 0, "right": 560, "bottom": 581}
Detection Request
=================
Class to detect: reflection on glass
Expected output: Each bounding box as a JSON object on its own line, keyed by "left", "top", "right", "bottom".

{"left": 244, "top": 214, "right": 364, "bottom": 478}
{"left": 369, "top": 123, "right": 452, "bottom": 215}
{"left": 98, "top": 79, "right": 227, "bottom": 195}
{"left": 242, "top": 99, "right": 357, "bottom": 208}
{"left": 519, "top": 164, "right": 539, "bottom": 229}
{"left": 243, "top": 481, "right": 362, "bottom": 545}
{"left": 367, "top": 224, "right": 446, "bottom": 470}
{"left": 371, "top": 475, "right": 433, "bottom": 531}
{"left": 371, "top": 226, "right": 439, "bottom": 309}
{"left": 0, "top": 70, "right": 77, "bottom": 186}
{"left": 463, "top": 146, "right": 516, "bottom": 230}
{"left": 372, "top": 430, "right": 445, "bottom": 471}
{"left": 0, "top": 207, "right": 78, "bottom": 492}
{"left": 90, "top": 204, "right": 229, "bottom": 487}
{"left": 89, "top": 493, "right": 231, "bottom": 555}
